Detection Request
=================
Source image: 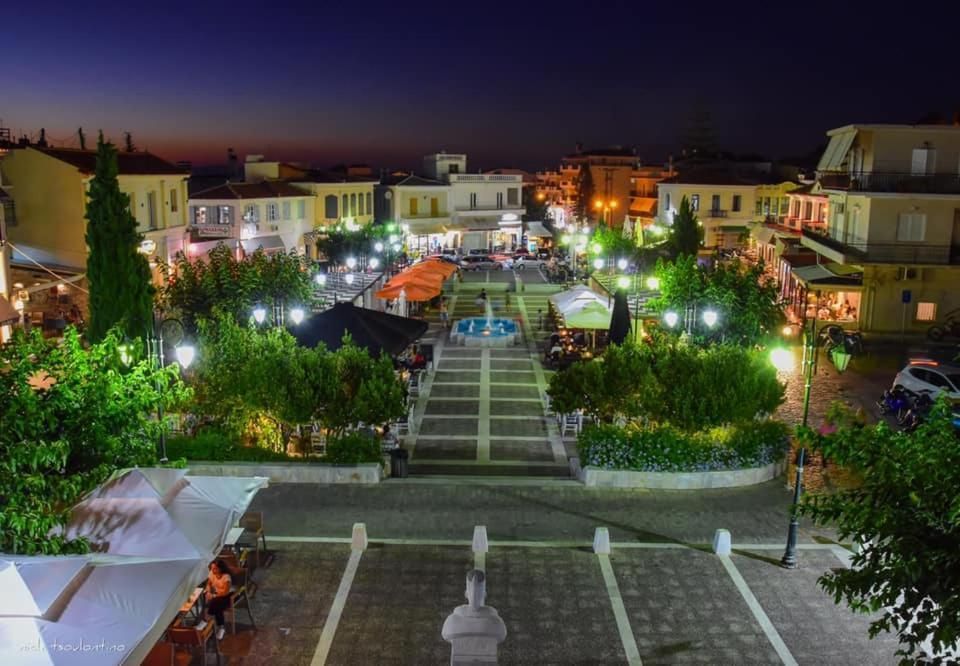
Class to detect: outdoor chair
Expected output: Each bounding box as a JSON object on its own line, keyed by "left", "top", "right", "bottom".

{"left": 238, "top": 511, "right": 268, "bottom": 565}
{"left": 219, "top": 548, "right": 259, "bottom": 598}
{"left": 394, "top": 404, "right": 414, "bottom": 438}
{"left": 543, "top": 393, "right": 554, "bottom": 416}
{"left": 225, "top": 584, "right": 256, "bottom": 635}
{"left": 168, "top": 622, "right": 219, "bottom": 666}
{"left": 560, "top": 413, "right": 582, "bottom": 438}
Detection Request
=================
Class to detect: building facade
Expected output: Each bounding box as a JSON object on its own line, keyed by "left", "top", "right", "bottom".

{"left": 798, "top": 124, "right": 960, "bottom": 338}
{"left": 0, "top": 146, "right": 189, "bottom": 272}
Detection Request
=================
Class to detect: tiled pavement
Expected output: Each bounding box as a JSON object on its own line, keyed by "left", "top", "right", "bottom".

{"left": 406, "top": 273, "right": 569, "bottom": 477}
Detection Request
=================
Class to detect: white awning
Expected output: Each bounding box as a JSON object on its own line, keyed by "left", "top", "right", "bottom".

{"left": 816, "top": 129, "right": 857, "bottom": 171}
{"left": 525, "top": 221, "right": 553, "bottom": 238}
{"left": 242, "top": 235, "right": 286, "bottom": 253}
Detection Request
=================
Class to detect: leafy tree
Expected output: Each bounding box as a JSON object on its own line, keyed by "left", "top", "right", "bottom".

{"left": 799, "top": 396, "right": 960, "bottom": 663}
{"left": 161, "top": 245, "right": 315, "bottom": 331}
{"left": 0, "top": 327, "right": 189, "bottom": 554}
{"left": 574, "top": 164, "right": 595, "bottom": 223}
{"left": 523, "top": 188, "right": 550, "bottom": 223}
{"left": 324, "top": 339, "right": 406, "bottom": 438}
{"left": 85, "top": 134, "right": 154, "bottom": 343}
{"left": 548, "top": 338, "right": 784, "bottom": 429}
{"left": 589, "top": 224, "right": 637, "bottom": 264}
{"left": 668, "top": 195, "right": 702, "bottom": 258}
{"left": 647, "top": 255, "right": 784, "bottom": 346}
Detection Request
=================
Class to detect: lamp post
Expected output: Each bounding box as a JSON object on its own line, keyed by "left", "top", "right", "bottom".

{"left": 148, "top": 311, "right": 194, "bottom": 462}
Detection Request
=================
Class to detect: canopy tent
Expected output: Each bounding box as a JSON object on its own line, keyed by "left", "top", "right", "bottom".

{"left": 375, "top": 282, "right": 439, "bottom": 302}
{"left": 0, "top": 555, "right": 203, "bottom": 666}
{"left": 64, "top": 468, "right": 268, "bottom": 560}
{"left": 549, "top": 285, "right": 607, "bottom": 313}
{"left": 792, "top": 263, "right": 863, "bottom": 289}
{"left": 559, "top": 300, "right": 613, "bottom": 329}
{"left": 413, "top": 261, "right": 457, "bottom": 278}
{"left": 291, "top": 301, "right": 428, "bottom": 355}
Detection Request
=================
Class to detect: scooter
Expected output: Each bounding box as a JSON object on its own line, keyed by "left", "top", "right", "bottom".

{"left": 901, "top": 392, "right": 934, "bottom": 432}
{"left": 819, "top": 324, "right": 864, "bottom": 357}
{"left": 877, "top": 387, "right": 912, "bottom": 422}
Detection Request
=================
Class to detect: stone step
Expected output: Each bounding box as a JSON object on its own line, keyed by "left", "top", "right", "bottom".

{"left": 406, "top": 463, "right": 571, "bottom": 478}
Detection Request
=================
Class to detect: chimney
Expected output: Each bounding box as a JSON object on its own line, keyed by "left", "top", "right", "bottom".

{"left": 37, "top": 128, "right": 48, "bottom": 148}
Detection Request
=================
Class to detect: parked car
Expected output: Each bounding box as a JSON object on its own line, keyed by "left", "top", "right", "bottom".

{"left": 490, "top": 254, "right": 513, "bottom": 269}
{"left": 892, "top": 360, "right": 960, "bottom": 401}
{"left": 513, "top": 254, "right": 538, "bottom": 269}
{"left": 459, "top": 255, "right": 502, "bottom": 270}
{"left": 512, "top": 247, "right": 531, "bottom": 259}
{"left": 468, "top": 249, "right": 490, "bottom": 256}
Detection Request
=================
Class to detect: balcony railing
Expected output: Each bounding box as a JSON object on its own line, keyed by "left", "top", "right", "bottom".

{"left": 801, "top": 228, "right": 960, "bottom": 265}
{"left": 705, "top": 209, "right": 728, "bottom": 218}
{"left": 448, "top": 174, "right": 521, "bottom": 183}
{"left": 819, "top": 171, "right": 960, "bottom": 195}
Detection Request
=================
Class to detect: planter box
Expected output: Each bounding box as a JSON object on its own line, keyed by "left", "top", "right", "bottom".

{"left": 579, "top": 460, "right": 785, "bottom": 489}
{"left": 187, "top": 461, "right": 381, "bottom": 484}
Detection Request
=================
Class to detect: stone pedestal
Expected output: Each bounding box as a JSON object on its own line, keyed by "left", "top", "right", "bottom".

{"left": 442, "top": 570, "right": 506, "bottom": 665}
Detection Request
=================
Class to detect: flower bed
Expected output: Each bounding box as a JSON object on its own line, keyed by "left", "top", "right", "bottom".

{"left": 578, "top": 421, "right": 790, "bottom": 473}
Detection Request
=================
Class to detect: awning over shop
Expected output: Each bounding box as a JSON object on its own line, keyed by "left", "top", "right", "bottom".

{"left": 0, "top": 295, "right": 19, "bottom": 326}
{"left": 817, "top": 129, "right": 857, "bottom": 171}
{"left": 525, "top": 221, "right": 553, "bottom": 238}
{"left": 407, "top": 221, "right": 449, "bottom": 235}
{"left": 751, "top": 226, "right": 776, "bottom": 245}
{"left": 792, "top": 262, "right": 863, "bottom": 289}
{"left": 629, "top": 198, "right": 657, "bottom": 216}
{"left": 242, "top": 235, "right": 286, "bottom": 253}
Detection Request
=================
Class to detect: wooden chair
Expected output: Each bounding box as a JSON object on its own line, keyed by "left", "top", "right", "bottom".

{"left": 141, "top": 641, "right": 174, "bottom": 666}
{"left": 168, "top": 622, "right": 218, "bottom": 666}
{"left": 238, "top": 511, "right": 268, "bottom": 565}
{"left": 225, "top": 584, "right": 256, "bottom": 635}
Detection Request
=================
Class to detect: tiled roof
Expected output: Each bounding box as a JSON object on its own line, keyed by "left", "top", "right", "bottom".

{"left": 36, "top": 147, "right": 187, "bottom": 175}
{"left": 191, "top": 181, "right": 307, "bottom": 200}
{"left": 292, "top": 170, "right": 378, "bottom": 184}
{"left": 381, "top": 174, "right": 447, "bottom": 187}
{"left": 663, "top": 167, "right": 794, "bottom": 187}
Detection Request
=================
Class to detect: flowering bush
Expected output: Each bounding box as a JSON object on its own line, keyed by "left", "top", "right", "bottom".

{"left": 577, "top": 421, "right": 790, "bottom": 473}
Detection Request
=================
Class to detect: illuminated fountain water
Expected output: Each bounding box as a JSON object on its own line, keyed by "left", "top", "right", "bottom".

{"left": 450, "top": 297, "right": 520, "bottom": 347}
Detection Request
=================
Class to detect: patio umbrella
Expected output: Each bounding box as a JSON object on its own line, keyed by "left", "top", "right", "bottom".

{"left": 375, "top": 282, "right": 439, "bottom": 302}
{"left": 562, "top": 300, "right": 612, "bottom": 329}
{"left": 414, "top": 260, "right": 457, "bottom": 278}
{"left": 608, "top": 289, "right": 631, "bottom": 345}
{"left": 386, "top": 271, "right": 445, "bottom": 288}
{"left": 291, "top": 302, "right": 428, "bottom": 356}
{"left": 397, "top": 288, "right": 408, "bottom": 318}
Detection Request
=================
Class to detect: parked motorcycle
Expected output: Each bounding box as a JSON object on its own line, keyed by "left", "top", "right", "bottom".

{"left": 877, "top": 387, "right": 912, "bottom": 422}
{"left": 819, "top": 324, "right": 864, "bottom": 356}
{"left": 901, "top": 392, "right": 935, "bottom": 432}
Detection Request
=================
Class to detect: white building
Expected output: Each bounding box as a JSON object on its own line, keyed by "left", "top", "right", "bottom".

{"left": 187, "top": 182, "right": 313, "bottom": 258}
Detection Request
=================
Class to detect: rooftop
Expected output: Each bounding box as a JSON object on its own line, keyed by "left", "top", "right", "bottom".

{"left": 293, "top": 170, "right": 379, "bottom": 184}
{"left": 190, "top": 181, "right": 306, "bottom": 200}
{"left": 34, "top": 146, "right": 187, "bottom": 176}
{"left": 381, "top": 174, "right": 448, "bottom": 187}
{"left": 663, "top": 167, "right": 795, "bottom": 187}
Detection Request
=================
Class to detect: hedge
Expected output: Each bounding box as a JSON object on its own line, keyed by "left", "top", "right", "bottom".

{"left": 577, "top": 421, "right": 790, "bottom": 473}
{"left": 166, "top": 428, "right": 382, "bottom": 465}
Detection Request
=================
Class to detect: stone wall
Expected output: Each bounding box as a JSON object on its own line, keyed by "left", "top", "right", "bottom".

{"left": 187, "top": 461, "right": 381, "bottom": 484}
{"left": 579, "top": 460, "right": 786, "bottom": 489}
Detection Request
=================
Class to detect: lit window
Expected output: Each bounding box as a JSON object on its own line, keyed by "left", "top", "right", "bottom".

{"left": 690, "top": 194, "right": 699, "bottom": 211}
{"left": 916, "top": 302, "right": 937, "bottom": 321}
{"left": 266, "top": 203, "right": 279, "bottom": 221}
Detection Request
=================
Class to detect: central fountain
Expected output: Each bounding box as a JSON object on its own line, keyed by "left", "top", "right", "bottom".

{"left": 450, "top": 300, "right": 520, "bottom": 347}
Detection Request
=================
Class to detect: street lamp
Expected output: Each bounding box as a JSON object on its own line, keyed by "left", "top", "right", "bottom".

{"left": 617, "top": 276, "right": 631, "bottom": 290}
{"left": 769, "top": 347, "right": 795, "bottom": 374}
{"left": 617, "top": 258, "right": 628, "bottom": 271}
{"left": 252, "top": 306, "right": 267, "bottom": 324}
{"left": 646, "top": 276, "right": 660, "bottom": 291}
{"left": 346, "top": 257, "right": 357, "bottom": 270}
{"left": 369, "top": 257, "right": 380, "bottom": 270}
{"left": 289, "top": 307, "right": 305, "bottom": 325}
{"left": 702, "top": 310, "right": 719, "bottom": 328}
{"left": 664, "top": 311, "right": 679, "bottom": 328}
{"left": 315, "top": 273, "right": 327, "bottom": 287}
{"left": 374, "top": 241, "right": 384, "bottom": 253}
{"left": 345, "top": 273, "right": 355, "bottom": 285}
{"left": 175, "top": 344, "right": 196, "bottom": 368}
{"left": 592, "top": 258, "right": 604, "bottom": 271}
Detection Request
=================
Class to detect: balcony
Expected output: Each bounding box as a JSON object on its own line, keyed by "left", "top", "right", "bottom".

{"left": 448, "top": 174, "right": 521, "bottom": 184}
{"left": 819, "top": 171, "right": 960, "bottom": 195}
{"left": 704, "top": 209, "right": 728, "bottom": 218}
{"left": 801, "top": 228, "right": 960, "bottom": 265}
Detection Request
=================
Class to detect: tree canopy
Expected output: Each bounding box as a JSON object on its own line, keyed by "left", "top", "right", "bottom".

{"left": 799, "top": 396, "right": 960, "bottom": 662}
{"left": 647, "top": 255, "right": 784, "bottom": 346}
{"left": 84, "top": 134, "right": 154, "bottom": 343}
{"left": 574, "top": 165, "right": 595, "bottom": 223}
{"left": 0, "top": 327, "right": 188, "bottom": 554}
{"left": 668, "top": 195, "right": 702, "bottom": 258}
{"left": 161, "top": 245, "right": 315, "bottom": 331}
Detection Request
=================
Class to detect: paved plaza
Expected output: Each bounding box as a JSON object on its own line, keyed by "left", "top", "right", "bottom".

{"left": 230, "top": 269, "right": 903, "bottom": 665}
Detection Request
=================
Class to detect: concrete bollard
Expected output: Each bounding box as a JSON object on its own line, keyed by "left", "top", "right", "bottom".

{"left": 593, "top": 527, "right": 611, "bottom": 555}
{"left": 712, "top": 529, "right": 731, "bottom": 556}
{"left": 472, "top": 526, "right": 489, "bottom": 554}
{"left": 351, "top": 523, "right": 368, "bottom": 551}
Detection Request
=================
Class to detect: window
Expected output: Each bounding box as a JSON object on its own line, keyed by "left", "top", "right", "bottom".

{"left": 926, "top": 371, "right": 951, "bottom": 389}
{"left": 710, "top": 194, "right": 720, "bottom": 212}
{"left": 732, "top": 195, "right": 741, "bottom": 212}
{"left": 507, "top": 188, "right": 519, "bottom": 206}
{"left": 220, "top": 206, "right": 234, "bottom": 225}
{"left": 266, "top": 202, "right": 279, "bottom": 222}
{"left": 244, "top": 204, "right": 259, "bottom": 223}
{"left": 755, "top": 198, "right": 762, "bottom": 215}
{"left": 409, "top": 197, "right": 418, "bottom": 216}
{"left": 780, "top": 198, "right": 789, "bottom": 215}
{"left": 803, "top": 202, "right": 813, "bottom": 220}
{"left": 469, "top": 193, "right": 478, "bottom": 209}
{"left": 818, "top": 204, "right": 827, "bottom": 223}
{"left": 342, "top": 194, "right": 348, "bottom": 217}
{"left": 147, "top": 191, "right": 157, "bottom": 229}
{"left": 897, "top": 213, "right": 926, "bottom": 242}
{"left": 325, "top": 195, "right": 338, "bottom": 219}
{"left": 170, "top": 189, "right": 178, "bottom": 212}
{"left": 496, "top": 192, "right": 504, "bottom": 208}
{"left": 297, "top": 199, "right": 306, "bottom": 218}
{"left": 365, "top": 192, "right": 372, "bottom": 215}
{"left": 911, "top": 145, "right": 936, "bottom": 176}
{"left": 192, "top": 206, "right": 207, "bottom": 225}
{"left": 916, "top": 302, "right": 937, "bottom": 321}
{"left": 762, "top": 197, "right": 771, "bottom": 216}
{"left": 347, "top": 193, "right": 355, "bottom": 217}
{"left": 665, "top": 193, "right": 671, "bottom": 211}
{"left": 690, "top": 194, "right": 699, "bottom": 211}
{"left": 282, "top": 201, "right": 291, "bottom": 220}
{"left": 448, "top": 164, "right": 459, "bottom": 175}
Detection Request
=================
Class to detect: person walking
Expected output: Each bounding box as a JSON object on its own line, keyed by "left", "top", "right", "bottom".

{"left": 439, "top": 297, "right": 449, "bottom": 329}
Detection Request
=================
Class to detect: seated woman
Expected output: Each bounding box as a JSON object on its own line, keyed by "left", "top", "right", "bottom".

{"left": 204, "top": 559, "right": 232, "bottom": 640}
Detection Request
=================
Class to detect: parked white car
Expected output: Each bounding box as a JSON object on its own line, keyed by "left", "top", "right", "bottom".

{"left": 892, "top": 360, "right": 960, "bottom": 400}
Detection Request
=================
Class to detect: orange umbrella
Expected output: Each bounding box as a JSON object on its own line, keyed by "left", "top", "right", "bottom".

{"left": 388, "top": 270, "right": 445, "bottom": 287}
{"left": 412, "top": 261, "right": 456, "bottom": 278}
{"left": 376, "top": 282, "right": 440, "bottom": 301}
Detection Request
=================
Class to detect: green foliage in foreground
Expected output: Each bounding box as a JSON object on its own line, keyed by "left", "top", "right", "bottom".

{"left": 325, "top": 432, "right": 382, "bottom": 465}
{"left": 166, "top": 428, "right": 383, "bottom": 465}
{"left": 578, "top": 421, "right": 790, "bottom": 472}
{"left": 799, "top": 396, "right": 960, "bottom": 663}
{"left": 0, "top": 328, "right": 189, "bottom": 554}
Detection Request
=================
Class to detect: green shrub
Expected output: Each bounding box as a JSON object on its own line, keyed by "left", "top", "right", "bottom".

{"left": 577, "top": 421, "right": 790, "bottom": 472}
{"left": 324, "top": 432, "right": 382, "bottom": 465}
{"left": 166, "top": 429, "right": 294, "bottom": 462}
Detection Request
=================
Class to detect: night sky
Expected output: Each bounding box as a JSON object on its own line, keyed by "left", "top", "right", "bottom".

{"left": 5, "top": 0, "right": 958, "bottom": 170}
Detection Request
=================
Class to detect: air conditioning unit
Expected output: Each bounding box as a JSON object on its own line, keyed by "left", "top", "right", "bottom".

{"left": 897, "top": 267, "right": 920, "bottom": 281}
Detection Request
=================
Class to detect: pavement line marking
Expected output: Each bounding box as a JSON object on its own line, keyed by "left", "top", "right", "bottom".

{"left": 597, "top": 554, "right": 643, "bottom": 665}
{"left": 310, "top": 547, "right": 363, "bottom": 666}
{"left": 477, "top": 348, "right": 491, "bottom": 463}
{"left": 272, "top": 536, "right": 848, "bottom": 550}
{"left": 829, "top": 545, "right": 853, "bottom": 567}
{"left": 718, "top": 555, "right": 797, "bottom": 666}
{"left": 474, "top": 551, "right": 486, "bottom": 572}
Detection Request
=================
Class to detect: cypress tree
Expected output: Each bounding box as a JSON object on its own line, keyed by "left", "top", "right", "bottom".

{"left": 85, "top": 133, "right": 154, "bottom": 343}
{"left": 670, "top": 195, "right": 703, "bottom": 258}
{"left": 574, "top": 164, "right": 595, "bottom": 224}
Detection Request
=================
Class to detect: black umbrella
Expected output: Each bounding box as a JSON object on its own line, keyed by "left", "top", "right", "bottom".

{"left": 608, "top": 289, "right": 631, "bottom": 345}
{"left": 291, "top": 302, "right": 429, "bottom": 356}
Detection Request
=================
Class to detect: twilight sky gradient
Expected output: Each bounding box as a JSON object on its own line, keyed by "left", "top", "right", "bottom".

{"left": 4, "top": 0, "right": 959, "bottom": 170}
